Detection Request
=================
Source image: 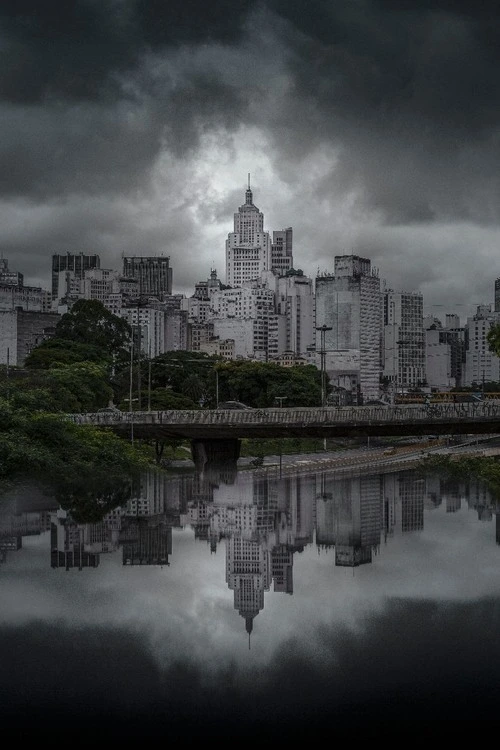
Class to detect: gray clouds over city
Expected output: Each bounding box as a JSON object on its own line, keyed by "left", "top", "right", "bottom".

{"left": 2, "top": 0, "right": 500, "bottom": 322}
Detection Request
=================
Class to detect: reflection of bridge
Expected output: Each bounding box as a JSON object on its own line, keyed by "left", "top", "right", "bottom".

{"left": 68, "top": 402, "right": 500, "bottom": 440}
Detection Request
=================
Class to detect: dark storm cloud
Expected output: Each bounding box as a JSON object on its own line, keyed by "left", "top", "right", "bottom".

{"left": 1, "top": 0, "right": 499, "bottom": 301}
{"left": 0, "top": 0, "right": 252, "bottom": 201}
{"left": 2, "top": 0, "right": 499, "bottom": 211}
{"left": 0, "top": 0, "right": 255, "bottom": 103}
{"left": 263, "top": 0, "right": 500, "bottom": 225}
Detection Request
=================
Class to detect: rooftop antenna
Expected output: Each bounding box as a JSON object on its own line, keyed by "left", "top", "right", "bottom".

{"left": 248, "top": 172, "right": 250, "bottom": 189}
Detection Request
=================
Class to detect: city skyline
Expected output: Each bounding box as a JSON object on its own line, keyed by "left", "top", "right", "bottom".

{"left": 1, "top": 2, "right": 499, "bottom": 321}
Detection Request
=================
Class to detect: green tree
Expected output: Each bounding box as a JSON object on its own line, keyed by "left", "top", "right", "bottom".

{"left": 54, "top": 299, "right": 131, "bottom": 356}
{"left": 0, "top": 363, "right": 113, "bottom": 413}
{"left": 43, "top": 362, "right": 114, "bottom": 412}
{"left": 144, "top": 388, "right": 199, "bottom": 411}
{"left": 24, "top": 338, "right": 112, "bottom": 370}
{"left": 487, "top": 323, "right": 500, "bottom": 357}
{"left": 216, "top": 360, "right": 323, "bottom": 407}
{"left": 0, "top": 401, "right": 152, "bottom": 494}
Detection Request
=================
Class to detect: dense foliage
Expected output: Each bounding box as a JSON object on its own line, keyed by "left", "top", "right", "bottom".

{"left": 0, "top": 397, "right": 150, "bottom": 494}
{"left": 421, "top": 454, "right": 500, "bottom": 502}
{"left": 487, "top": 323, "right": 500, "bottom": 359}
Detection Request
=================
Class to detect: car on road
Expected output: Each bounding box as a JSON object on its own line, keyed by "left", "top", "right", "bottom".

{"left": 217, "top": 401, "right": 253, "bottom": 410}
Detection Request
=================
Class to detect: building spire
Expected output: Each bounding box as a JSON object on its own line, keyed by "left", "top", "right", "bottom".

{"left": 245, "top": 173, "right": 253, "bottom": 205}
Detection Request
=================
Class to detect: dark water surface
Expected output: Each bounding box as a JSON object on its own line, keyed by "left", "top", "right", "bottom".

{"left": 1, "top": 465, "right": 500, "bottom": 740}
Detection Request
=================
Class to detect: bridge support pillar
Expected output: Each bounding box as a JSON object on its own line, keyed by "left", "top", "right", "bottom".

{"left": 190, "top": 438, "right": 241, "bottom": 473}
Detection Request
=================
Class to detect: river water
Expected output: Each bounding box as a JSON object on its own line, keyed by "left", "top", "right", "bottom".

{"left": 1, "top": 462, "right": 499, "bottom": 741}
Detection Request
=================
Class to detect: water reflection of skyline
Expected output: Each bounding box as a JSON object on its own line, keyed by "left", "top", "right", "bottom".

{"left": 1, "top": 468, "right": 499, "bottom": 633}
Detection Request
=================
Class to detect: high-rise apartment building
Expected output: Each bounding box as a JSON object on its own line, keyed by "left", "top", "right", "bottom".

{"left": 122, "top": 255, "right": 173, "bottom": 298}
{"left": 271, "top": 228, "right": 293, "bottom": 275}
{"left": 315, "top": 255, "right": 381, "bottom": 404}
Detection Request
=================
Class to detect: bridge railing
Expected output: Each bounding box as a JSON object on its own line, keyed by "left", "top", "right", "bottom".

{"left": 65, "top": 401, "right": 500, "bottom": 427}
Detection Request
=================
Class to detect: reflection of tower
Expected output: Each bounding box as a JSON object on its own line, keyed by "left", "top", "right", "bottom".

{"left": 441, "top": 479, "right": 462, "bottom": 513}
{"left": 226, "top": 536, "right": 271, "bottom": 643}
{"left": 398, "top": 472, "right": 425, "bottom": 532}
{"left": 381, "top": 473, "right": 398, "bottom": 541}
{"left": 270, "top": 545, "right": 293, "bottom": 593}
{"left": 335, "top": 475, "right": 382, "bottom": 567}
{"left": 50, "top": 512, "right": 100, "bottom": 570}
{"left": 212, "top": 472, "right": 313, "bottom": 636}
{"left": 0, "top": 535, "right": 22, "bottom": 564}
{"left": 120, "top": 517, "right": 172, "bottom": 565}
{"left": 466, "top": 477, "right": 495, "bottom": 521}
{"left": 315, "top": 473, "right": 382, "bottom": 565}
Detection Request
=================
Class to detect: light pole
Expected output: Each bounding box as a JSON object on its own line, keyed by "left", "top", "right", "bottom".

{"left": 316, "top": 325, "right": 333, "bottom": 407}
{"left": 316, "top": 324, "right": 332, "bottom": 452}
{"left": 129, "top": 336, "right": 134, "bottom": 445}
{"left": 147, "top": 340, "right": 152, "bottom": 412}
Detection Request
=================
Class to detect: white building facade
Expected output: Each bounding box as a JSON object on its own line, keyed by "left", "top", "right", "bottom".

{"left": 315, "top": 256, "right": 381, "bottom": 404}
{"left": 225, "top": 179, "right": 293, "bottom": 289}
{"left": 464, "top": 305, "right": 500, "bottom": 386}
{"left": 275, "top": 272, "right": 315, "bottom": 358}
{"left": 383, "top": 289, "right": 425, "bottom": 398}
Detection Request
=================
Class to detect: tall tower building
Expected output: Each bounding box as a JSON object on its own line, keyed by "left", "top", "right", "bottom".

{"left": 383, "top": 289, "right": 425, "bottom": 397}
{"left": 315, "top": 255, "right": 382, "bottom": 404}
{"left": 225, "top": 177, "right": 272, "bottom": 288}
{"left": 122, "top": 255, "right": 173, "bottom": 298}
{"left": 275, "top": 272, "right": 315, "bottom": 358}
{"left": 51, "top": 252, "right": 100, "bottom": 300}
{"left": 271, "top": 227, "right": 293, "bottom": 275}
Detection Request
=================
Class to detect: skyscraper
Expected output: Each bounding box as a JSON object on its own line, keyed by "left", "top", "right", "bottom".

{"left": 383, "top": 289, "right": 425, "bottom": 396}
{"left": 315, "top": 255, "right": 382, "bottom": 403}
{"left": 225, "top": 177, "right": 293, "bottom": 288}
{"left": 122, "top": 255, "right": 173, "bottom": 298}
{"left": 51, "top": 252, "right": 100, "bottom": 300}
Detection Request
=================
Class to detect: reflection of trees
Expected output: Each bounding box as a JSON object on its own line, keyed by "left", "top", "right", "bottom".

{"left": 51, "top": 471, "right": 139, "bottom": 523}
{"left": 422, "top": 455, "right": 500, "bottom": 509}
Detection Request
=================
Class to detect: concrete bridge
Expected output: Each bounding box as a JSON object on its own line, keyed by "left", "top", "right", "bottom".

{"left": 67, "top": 402, "right": 500, "bottom": 471}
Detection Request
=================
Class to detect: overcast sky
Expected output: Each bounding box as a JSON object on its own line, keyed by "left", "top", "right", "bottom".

{"left": 2, "top": 0, "right": 500, "bottom": 324}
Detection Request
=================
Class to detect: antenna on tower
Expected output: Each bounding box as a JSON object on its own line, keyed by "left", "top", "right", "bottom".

{"left": 248, "top": 172, "right": 250, "bottom": 189}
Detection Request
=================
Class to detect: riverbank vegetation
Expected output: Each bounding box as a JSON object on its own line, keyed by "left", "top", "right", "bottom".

{"left": 421, "top": 453, "right": 500, "bottom": 498}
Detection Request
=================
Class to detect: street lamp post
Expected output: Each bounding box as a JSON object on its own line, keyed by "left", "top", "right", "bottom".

{"left": 316, "top": 325, "right": 333, "bottom": 407}
{"left": 316, "top": 324, "right": 332, "bottom": 452}
{"left": 129, "top": 337, "right": 134, "bottom": 445}
{"left": 147, "top": 341, "right": 152, "bottom": 412}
